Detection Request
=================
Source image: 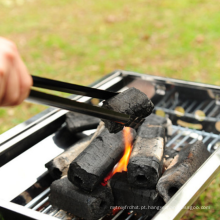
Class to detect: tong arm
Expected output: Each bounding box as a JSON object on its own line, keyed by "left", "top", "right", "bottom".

{"left": 32, "top": 75, "right": 118, "bottom": 100}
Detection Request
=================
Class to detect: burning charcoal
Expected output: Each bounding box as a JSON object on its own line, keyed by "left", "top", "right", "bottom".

{"left": 110, "top": 172, "right": 164, "bottom": 216}
{"left": 156, "top": 140, "right": 210, "bottom": 203}
{"left": 102, "top": 87, "right": 154, "bottom": 133}
{"left": 144, "top": 113, "right": 172, "bottom": 136}
{"left": 49, "top": 177, "right": 113, "bottom": 220}
{"left": 68, "top": 128, "right": 136, "bottom": 192}
{"left": 163, "top": 147, "right": 179, "bottom": 172}
{"left": 66, "top": 112, "right": 100, "bottom": 133}
{"left": 127, "top": 124, "right": 165, "bottom": 188}
{"left": 45, "top": 122, "right": 105, "bottom": 179}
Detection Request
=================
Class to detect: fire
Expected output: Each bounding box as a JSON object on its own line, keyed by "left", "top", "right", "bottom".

{"left": 101, "top": 127, "right": 133, "bottom": 186}
{"left": 112, "top": 127, "right": 133, "bottom": 174}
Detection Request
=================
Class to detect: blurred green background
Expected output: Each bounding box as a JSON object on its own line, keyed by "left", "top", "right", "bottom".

{"left": 0, "top": 0, "right": 219, "bottom": 219}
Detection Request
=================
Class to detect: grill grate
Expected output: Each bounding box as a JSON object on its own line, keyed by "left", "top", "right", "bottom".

{"left": 22, "top": 125, "right": 219, "bottom": 220}
{"left": 154, "top": 90, "right": 220, "bottom": 122}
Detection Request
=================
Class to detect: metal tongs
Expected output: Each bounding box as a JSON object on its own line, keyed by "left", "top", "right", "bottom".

{"left": 26, "top": 75, "right": 144, "bottom": 129}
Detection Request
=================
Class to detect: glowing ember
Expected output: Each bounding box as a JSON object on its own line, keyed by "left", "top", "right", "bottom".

{"left": 112, "top": 207, "right": 121, "bottom": 215}
{"left": 101, "top": 127, "right": 133, "bottom": 186}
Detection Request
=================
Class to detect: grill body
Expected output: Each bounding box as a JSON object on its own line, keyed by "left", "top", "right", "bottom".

{"left": 0, "top": 70, "right": 220, "bottom": 220}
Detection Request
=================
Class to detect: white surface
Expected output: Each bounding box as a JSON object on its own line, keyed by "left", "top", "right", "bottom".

{"left": 0, "top": 134, "right": 64, "bottom": 201}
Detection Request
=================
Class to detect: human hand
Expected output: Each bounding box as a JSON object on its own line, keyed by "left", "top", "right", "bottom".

{"left": 0, "top": 37, "right": 33, "bottom": 107}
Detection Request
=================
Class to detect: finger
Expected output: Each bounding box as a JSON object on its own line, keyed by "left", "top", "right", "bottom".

{"left": 1, "top": 60, "right": 20, "bottom": 106}
{"left": 0, "top": 38, "right": 20, "bottom": 106}
{"left": 0, "top": 54, "right": 9, "bottom": 105}
{"left": 14, "top": 55, "right": 33, "bottom": 105}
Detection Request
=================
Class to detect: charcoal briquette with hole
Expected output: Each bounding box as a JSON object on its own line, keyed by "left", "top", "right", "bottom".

{"left": 68, "top": 127, "right": 136, "bottom": 192}
{"left": 45, "top": 122, "right": 105, "bottom": 179}
{"left": 102, "top": 87, "right": 154, "bottom": 133}
{"left": 66, "top": 112, "right": 101, "bottom": 133}
{"left": 127, "top": 124, "right": 165, "bottom": 188}
{"left": 49, "top": 177, "right": 113, "bottom": 220}
{"left": 109, "top": 172, "right": 164, "bottom": 216}
{"left": 156, "top": 140, "right": 210, "bottom": 203}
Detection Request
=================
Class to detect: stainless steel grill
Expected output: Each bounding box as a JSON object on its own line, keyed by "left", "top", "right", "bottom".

{"left": 16, "top": 126, "right": 218, "bottom": 220}
{"left": 0, "top": 70, "right": 220, "bottom": 220}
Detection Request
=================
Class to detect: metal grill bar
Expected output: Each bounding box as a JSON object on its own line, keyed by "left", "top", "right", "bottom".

{"left": 203, "top": 134, "right": 211, "bottom": 143}
{"left": 202, "top": 100, "right": 215, "bottom": 114}
{"left": 193, "top": 101, "right": 206, "bottom": 113}
{"left": 181, "top": 100, "right": 190, "bottom": 108}
{"left": 207, "top": 105, "right": 219, "bottom": 117}
{"left": 25, "top": 188, "right": 50, "bottom": 208}
{"left": 166, "top": 128, "right": 184, "bottom": 147}
{"left": 112, "top": 210, "right": 125, "bottom": 220}
{"left": 155, "top": 92, "right": 220, "bottom": 123}
{"left": 125, "top": 212, "right": 134, "bottom": 220}
{"left": 169, "top": 99, "right": 180, "bottom": 110}
{"left": 170, "top": 126, "right": 219, "bottom": 152}
{"left": 32, "top": 197, "right": 49, "bottom": 211}
{"left": 42, "top": 205, "right": 52, "bottom": 214}
{"left": 156, "top": 91, "right": 174, "bottom": 107}
{"left": 48, "top": 207, "right": 59, "bottom": 216}
{"left": 207, "top": 136, "right": 220, "bottom": 152}
{"left": 185, "top": 101, "right": 197, "bottom": 113}
{"left": 173, "top": 130, "right": 191, "bottom": 150}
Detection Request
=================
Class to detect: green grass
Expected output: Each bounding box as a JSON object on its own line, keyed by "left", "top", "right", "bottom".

{"left": 0, "top": 0, "right": 220, "bottom": 219}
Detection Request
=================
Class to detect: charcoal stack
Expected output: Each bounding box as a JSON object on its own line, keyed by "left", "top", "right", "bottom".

{"left": 108, "top": 115, "right": 167, "bottom": 217}
{"left": 49, "top": 121, "right": 136, "bottom": 219}
{"left": 47, "top": 109, "right": 210, "bottom": 220}
{"left": 109, "top": 114, "right": 210, "bottom": 219}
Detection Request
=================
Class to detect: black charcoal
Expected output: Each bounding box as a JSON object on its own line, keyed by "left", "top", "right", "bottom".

{"left": 68, "top": 128, "right": 136, "bottom": 191}
{"left": 102, "top": 87, "right": 154, "bottom": 133}
{"left": 110, "top": 172, "right": 164, "bottom": 216}
{"left": 45, "top": 122, "right": 105, "bottom": 179}
{"left": 156, "top": 140, "right": 210, "bottom": 203}
{"left": 127, "top": 124, "right": 165, "bottom": 188}
{"left": 66, "top": 112, "right": 100, "bottom": 133}
{"left": 49, "top": 177, "right": 113, "bottom": 220}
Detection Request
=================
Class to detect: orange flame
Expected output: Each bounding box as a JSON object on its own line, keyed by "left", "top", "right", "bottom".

{"left": 112, "top": 127, "right": 133, "bottom": 174}
{"left": 101, "top": 127, "right": 133, "bottom": 186}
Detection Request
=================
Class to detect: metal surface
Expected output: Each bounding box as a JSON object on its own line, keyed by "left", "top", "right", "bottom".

{"left": 1, "top": 70, "right": 220, "bottom": 220}
{"left": 4, "top": 126, "right": 218, "bottom": 220}
{"left": 32, "top": 75, "right": 118, "bottom": 100}
{"left": 0, "top": 132, "right": 64, "bottom": 201}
